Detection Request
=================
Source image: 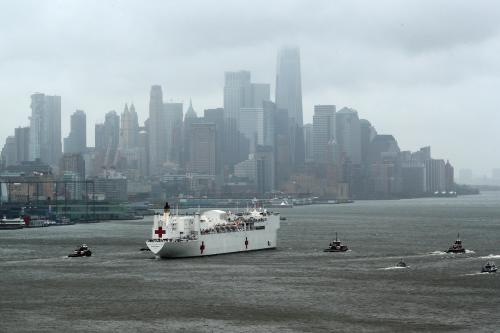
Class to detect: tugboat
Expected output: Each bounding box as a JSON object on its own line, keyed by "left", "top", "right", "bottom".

{"left": 324, "top": 233, "right": 349, "bottom": 252}
{"left": 396, "top": 258, "right": 407, "bottom": 268}
{"left": 481, "top": 261, "right": 497, "bottom": 273}
{"left": 68, "top": 244, "right": 92, "bottom": 257}
{"left": 446, "top": 233, "right": 466, "bottom": 254}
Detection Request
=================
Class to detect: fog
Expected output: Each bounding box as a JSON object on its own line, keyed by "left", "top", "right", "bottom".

{"left": 1, "top": 0, "right": 500, "bottom": 175}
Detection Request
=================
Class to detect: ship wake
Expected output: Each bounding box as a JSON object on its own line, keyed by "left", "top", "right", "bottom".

{"left": 429, "top": 251, "right": 447, "bottom": 255}
{"left": 480, "top": 254, "right": 500, "bottom": 259}
{"left": 380, "top": 266, "right": 409, "bottom": 270}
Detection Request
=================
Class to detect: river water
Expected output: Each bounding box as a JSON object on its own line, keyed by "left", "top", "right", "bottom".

{"left": 1, "top": 193, "right": 499, "bottom": 332}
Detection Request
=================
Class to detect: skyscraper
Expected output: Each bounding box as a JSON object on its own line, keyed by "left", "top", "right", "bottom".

{"left": 119, "top": 103, "right": 147, "bottom": 179}
{"left": 276, "top": 47, "right": 303, "bottom": 126}
{"left": 95, "top": 124, "right": 105, "bottom": 152}
{"left": 223, "top": 72, "right": 270, "bottom": 165}
{"left": 64, "top": 110, "right": 87, "bottom": 154}
{"left": 14, "top": 126, "right": 30, "bottom": 164}
{"left": 445, "top": 160, "right": 454, "bottom": 191}
{"left": 95, "top": 111, "right": 120, "bottom": 168}
{"left": 276, "top": 46, "right": 305, "bottom": 169}
{"left": 255, "top": 145, "right": 275, "bottom": 194}
{"left": 29, "top": 93, "right": 62, "bottom": 167}
{"left": 164, "top": 102, "right": 183, "bottom": 164}
{"left": 183, "top": 101, "right": 199, "bottom": 168}
{"left": 59, "top": 153, "right": 86, "bottom": 200}
{"left": 189, "top": 123, "right": 217, "bottom": 175}
{"left": 274, "top": 109, "right": 291, "bottom": 187}
{"left": 312, "top": 105, "right": 336, "bottom": 164}
{"left": 336, "top": 107, "right": 362, "bottom": 165}
{"left": 119, "top": 104, "right": 139, "bottom": 149}
{"left": 148, "top": 85, "right": 165, "bottom": 175}
{"left": 239, "top": 107, "right": 263, "bottom": 152}
{"left": 239, "top": 101, "right": 275, "bottom": 154}
{"left": 1, "top": 136, "right": 17, "bottom": 167}
{"left": 204, "top": 108, "right": 225, "bottom": 178}
{"left": 303, "top": 124, "right": 313, "bottom": 163}
{"left": 425, "top": 159, "right": 446, "bottom": 193}
{"left": 105, "top": 112, "right": 120, "bottom": 148}
{"left": 360, "top": 119, "right": 377, "bottom": 166}
{"left": 223, "top": 71, "right": 251, "bottom": 165}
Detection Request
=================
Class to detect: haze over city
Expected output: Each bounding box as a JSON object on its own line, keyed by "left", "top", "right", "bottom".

{"left": 3, "top": 2, "right": 500, "bottom": 332}
{"left": 2, "top": 0, "right": 500, "bottom": 176}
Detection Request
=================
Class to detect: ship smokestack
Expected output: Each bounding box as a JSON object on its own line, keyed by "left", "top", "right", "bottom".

{"left": 163, "top": 202, "right": 170, "bottom": 222}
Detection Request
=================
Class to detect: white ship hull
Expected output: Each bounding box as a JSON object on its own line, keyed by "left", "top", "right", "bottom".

{"left": 147, "top": 228, "right": 277, "bottom": 258}
{"left": 146, "top": 205, "right": 280, "bottom": 258}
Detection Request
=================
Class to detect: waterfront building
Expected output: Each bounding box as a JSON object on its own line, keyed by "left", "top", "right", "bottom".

{"left": 60, "top": 153, "right": 85, "bottom": 180}
{"left": 94, "top": 170, "right": 127, "bottom": 202}
{"left": 445, "top": 160, "right": 455, "bottom": 191}
{"left": 425, "top": 159, "right": 446, "bottom": 193}
{"left": 401, "top": 161, "right": 426, "bottom": 195}
{"left": 59, "top": 153, "right": 86, "bottom": 200}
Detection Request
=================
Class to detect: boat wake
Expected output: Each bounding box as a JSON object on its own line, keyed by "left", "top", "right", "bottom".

{"left": 380, "top": 266, "right": 409, "bottom": 270}
{"left": 480, "top": 254, "right": 500, "bottom": 259}
{"left": 429, "top": 251, "right": 447, "bottom": 255}
{"left": 464, "top": 272, "right": 492, "bottom": 276}
{"left": 428, "top": 250, "right": 475, "bottom": 255}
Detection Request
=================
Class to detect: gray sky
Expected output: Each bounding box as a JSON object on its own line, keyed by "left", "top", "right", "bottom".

{"left": 1, "top": 0, "right": 500, "bottom": 175}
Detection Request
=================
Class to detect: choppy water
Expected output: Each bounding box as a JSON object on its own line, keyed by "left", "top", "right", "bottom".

{"left": 1, "top": 193, "right": 500, "bottom": 332}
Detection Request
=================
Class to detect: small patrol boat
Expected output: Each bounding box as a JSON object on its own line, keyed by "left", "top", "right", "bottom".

{"left": 396, "top": 258, "right": 407, "bottom": 268}
{"left": 324, "top": 233, "right": 348, "bottom": 252}
{"left": 481, "top": 261, "right": 497, "bottom": 273}
{"left": 68, "top": 244, "right": 92, "bottom": 257}
{"left": 446, "top": 233, "right": 465, "bottom": 254}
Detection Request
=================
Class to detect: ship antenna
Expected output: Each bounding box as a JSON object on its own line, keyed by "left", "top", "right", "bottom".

{"left": 336, "top": 232, "right": 338, "bottom": 242}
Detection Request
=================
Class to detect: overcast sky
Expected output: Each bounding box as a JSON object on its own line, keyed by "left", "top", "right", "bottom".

{"left": 1, "top": 0, "right": 499, "bottom": 175}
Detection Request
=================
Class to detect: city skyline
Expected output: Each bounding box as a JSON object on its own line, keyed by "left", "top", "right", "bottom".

{"left": 2, "top": 1, "right": 500, "bottom": 175}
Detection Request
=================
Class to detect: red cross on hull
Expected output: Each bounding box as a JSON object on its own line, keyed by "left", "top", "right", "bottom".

{"left": 155, "top": 226, "right": 166, "bottom": 238}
